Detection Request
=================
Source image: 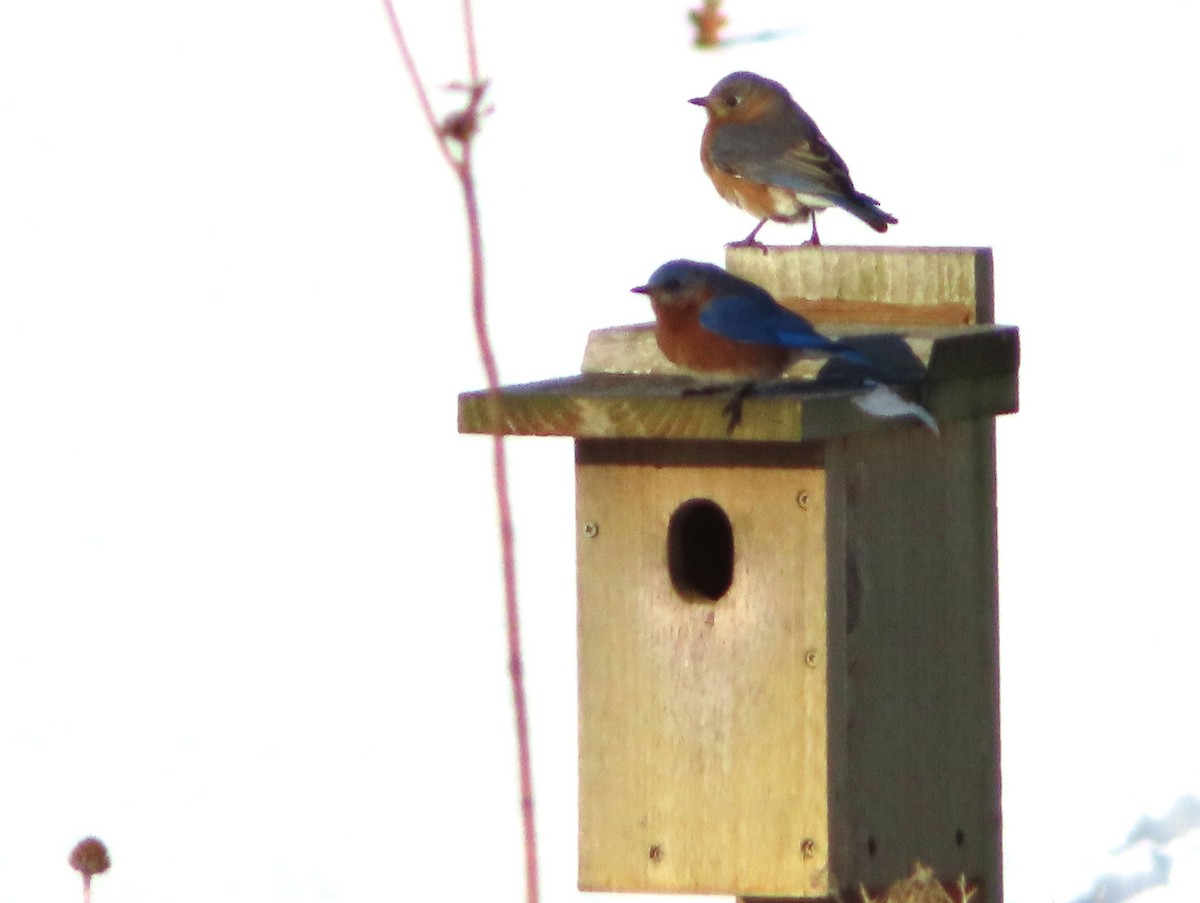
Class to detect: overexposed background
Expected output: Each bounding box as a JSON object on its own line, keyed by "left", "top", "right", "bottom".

{"left": 2, "top": 2, "right": 1199, "bottom": 902}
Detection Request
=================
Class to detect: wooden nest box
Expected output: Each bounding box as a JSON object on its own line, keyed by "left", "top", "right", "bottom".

{"left": 459, "top": 246, "right": 1018, "bottom": 902}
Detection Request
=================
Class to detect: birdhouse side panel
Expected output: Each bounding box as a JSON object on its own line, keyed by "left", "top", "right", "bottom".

{"left": 575, "top": 440, "right": 836, "bottom": 896}
{"left": 824, "top": 420, "right": 1002, "bottom": 900}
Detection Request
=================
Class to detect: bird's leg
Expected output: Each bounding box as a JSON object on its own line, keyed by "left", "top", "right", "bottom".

{"left": 721, "top": 382, "right": 758, "bottom": 434}
{"left": 729, "top": 219, "right": 770, "bottom": 255}
{"left": 680, "top": 382, "right": 757, "bottom": 434}
{"left": 808, "top": 213, "right": 822, "bottom": 247}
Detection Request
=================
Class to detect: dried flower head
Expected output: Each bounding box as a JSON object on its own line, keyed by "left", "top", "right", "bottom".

{"left": 438, "top": 80, "right": 491, "bottom": 147}
{"left": 69, "top": 837, "right": 111, "bottom": 878}
{"left": 857, "top": 862, "right": 978, "bottom": 903}
{"left": 688, "top": 0, "right": 728, "bottom": 48}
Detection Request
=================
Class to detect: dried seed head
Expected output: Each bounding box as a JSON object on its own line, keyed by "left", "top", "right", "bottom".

{"left": 69, "top": 837, "right": 111, "bottom": 878}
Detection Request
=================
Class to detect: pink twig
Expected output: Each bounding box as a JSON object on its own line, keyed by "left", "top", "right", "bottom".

{"left": 381, "top": 5, "right": 539, "bottom": 903}
{"left": 379, "top": 1, "right": 455, "bottom": 170}
{"left": 461, "top": 0, "right": 481, "bottom": 85}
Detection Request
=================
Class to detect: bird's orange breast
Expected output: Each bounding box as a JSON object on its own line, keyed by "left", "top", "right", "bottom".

{"left": 652, "top": 301, "right": 790, "bottom": 379}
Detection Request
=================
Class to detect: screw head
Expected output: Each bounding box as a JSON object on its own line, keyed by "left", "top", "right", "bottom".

{"left": 795, "top": 490, "right": 810, "bottom": 510}
{"left": 583, "top": 522, "right": 599, "bottom": 538}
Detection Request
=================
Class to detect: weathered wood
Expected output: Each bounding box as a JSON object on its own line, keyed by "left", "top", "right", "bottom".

{"left": 457, "top": 364, "right": 1017, "bottom": 443}
{"left": 577, "top": 440, "right": 833, "bottom": 895}
{"left": 581, "top": 322, "right": 1016, "bottom": 381}
{"left": 725, "top": 246, "right": 994, "bottom": 326}
{"left": 458, "top": 247, "right": 1014, "bottom": 440}
{"left": 820, "top": 419, "right": 1002, "bottom": 902}
{"left": 768, "top": 297, "right": 974, "bottom": 327}
{"left": 740, "top": 864, "right": 981, "bottom": 903}
{"left": 454, "top": 245, "right": 1010, "bottom": 900}
{"left": 575, "top": 423, "right": 1002, "bottom": 899}
{"left": 575, "top": 421, "right": 1001, "bottom": 898}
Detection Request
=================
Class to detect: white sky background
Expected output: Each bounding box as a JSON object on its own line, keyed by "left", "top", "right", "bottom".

{"left": 2, "top": 2, "right": 1199, "bottom": 902}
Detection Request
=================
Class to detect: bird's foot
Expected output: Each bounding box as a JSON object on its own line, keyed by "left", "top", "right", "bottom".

{"left": 721, "top": 382, "right": 758, "bottom": 434}
{"left": 727, "top": 236, "right": 770, "bottom": 256}
{"left": 730, "top": 220, "right": 770, "bottom": 255}
{"left": 721, "top": 396, "right": 744, "bottom": 433}
{"left": 681, "top": 382, "right": 757, "bottom": 434}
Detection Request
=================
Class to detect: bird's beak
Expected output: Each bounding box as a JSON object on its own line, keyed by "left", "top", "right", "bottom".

{"left": 688, "top": 96, "right": 709, "bottom": 108}
{"left": 630, "top": 285, "right": 652, "bottom": 295}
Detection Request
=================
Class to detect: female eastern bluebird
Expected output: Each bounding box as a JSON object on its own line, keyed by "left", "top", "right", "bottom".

{"left": 690, "top": 71, "right": 897, "bottom": 247}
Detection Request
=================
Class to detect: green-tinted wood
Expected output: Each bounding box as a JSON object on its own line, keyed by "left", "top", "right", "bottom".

{"left": 458, "top": 369, "right": 1017, "bottom": 442}
{"left": 821, "top": 420, "right": 1002, "bottom": 901}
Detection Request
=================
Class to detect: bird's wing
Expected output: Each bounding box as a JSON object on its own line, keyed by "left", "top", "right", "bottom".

{"left": 699, "top": 292, "right": 836, "bottom": 352}
{"left": 709, "top": 114, "right": 858, "bottom": 201}
{"left": 700, "top": 292, "right": 889, "bottom": 375}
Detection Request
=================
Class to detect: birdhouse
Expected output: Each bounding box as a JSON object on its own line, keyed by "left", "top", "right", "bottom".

{"left": 459, "top": 246, "right": 1017, "bottom": 902}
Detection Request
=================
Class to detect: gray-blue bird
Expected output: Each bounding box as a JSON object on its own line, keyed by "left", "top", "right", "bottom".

{"left": 690, "top": 71, "right": 897, "bottom": 247}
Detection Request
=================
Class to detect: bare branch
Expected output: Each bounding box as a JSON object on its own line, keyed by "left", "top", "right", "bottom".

{"left": 380, "top": 1, "right": 456, "bottom": 170}
{"left": 461, "top": 0, "right": 482, "bottom": 85}
{"left": 381, "top": 3, "right": 539, "bottom": 902}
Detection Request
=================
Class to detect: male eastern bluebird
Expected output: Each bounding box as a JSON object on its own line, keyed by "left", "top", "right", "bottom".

{"left": 690, "top": 71, "right": 897, "bottom": 247}
{"left": 631, "top": 259, "right": 884, "bottom": 429}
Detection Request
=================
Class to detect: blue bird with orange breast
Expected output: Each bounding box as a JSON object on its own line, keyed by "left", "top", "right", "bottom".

{"left": 690, "top": 71, "right": 897, "bottom": 247}
{"left": 632, "top": 260, "right": 892, "bottom": 434}
{"left": 631, "top": 259, "right": 880, "bottom": 381}
{"left": 631, "top": 260, "right": 930, "bottom": 434}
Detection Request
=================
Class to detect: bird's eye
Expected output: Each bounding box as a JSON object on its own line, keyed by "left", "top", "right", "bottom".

{"left": 663, "top": 278, "right": 682, "bottom": 291}
{"left": 723, "top": 95, "right": 739, "bottom": 108}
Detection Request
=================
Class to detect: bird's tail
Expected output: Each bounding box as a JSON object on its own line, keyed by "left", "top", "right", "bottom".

{"left": 841, "top": 192, "right": 898, "bottom": 233}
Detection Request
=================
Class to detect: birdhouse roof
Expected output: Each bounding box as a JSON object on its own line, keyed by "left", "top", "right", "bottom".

{"left": 458, "top": 247, "right": 1017, "bottom": 442}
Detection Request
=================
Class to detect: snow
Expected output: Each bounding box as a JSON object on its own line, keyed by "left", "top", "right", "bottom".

{"left": 2, "top": 2, "right": 1199, "bottom": 902}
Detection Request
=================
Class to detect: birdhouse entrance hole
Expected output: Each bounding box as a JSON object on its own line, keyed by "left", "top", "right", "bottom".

{"left": 667, "top": 498, "right": 734, "bottom": 601}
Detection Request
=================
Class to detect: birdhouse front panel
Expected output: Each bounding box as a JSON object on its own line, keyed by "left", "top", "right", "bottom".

{"left": 576, "top": 440, "right": 836, "bottom": 896}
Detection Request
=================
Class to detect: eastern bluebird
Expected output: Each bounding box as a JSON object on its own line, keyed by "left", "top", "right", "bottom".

{"left": 631, "top": 259, "right": 886, "bottom": 429}
{"left": 632, "top": 259, "right": 880, "bottom": 379}
{"left": 690, "top": 71, "right": 897, "bottom": 247}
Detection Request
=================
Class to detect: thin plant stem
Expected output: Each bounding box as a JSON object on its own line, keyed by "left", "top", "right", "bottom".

{"left": 380, "top": 1, "right": 455, "bottom": 170}
{"left": 381, "top": 5, "right": 539, "bottom": 903}
{"left": 460, "top": 156, "right": 538, "bottom": 902}
{"left": 461, "top": 0, "right": 481, "bottom": 84}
